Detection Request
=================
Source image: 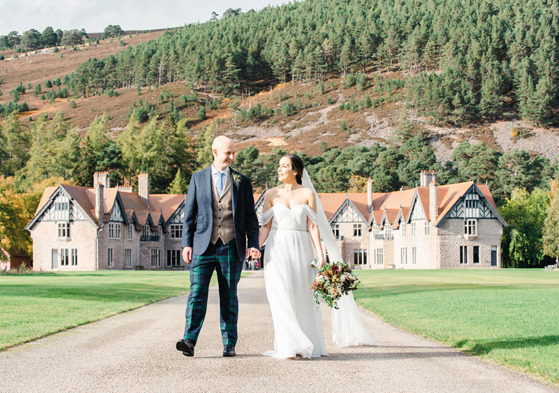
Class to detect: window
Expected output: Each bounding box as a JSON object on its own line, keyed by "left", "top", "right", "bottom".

{"left": 401, "top": 223, "right": 407, "bottom": 237}
{"left": 465, "top": 199, "right": 478, "bottom": 209}
{"left": 108, "top": 248, "right": 113, "bottom": 267}
{"left": 401, "top": 248, "right": 408, "bottom": 264}
{"left": 374, "top": 248, "right": 384, "bottom": 265}
{"left": 127, "top": 224, "right": 133, "bottom": 239}
{"left": 58, "top": 222, "right": 70, "bottom": 238}
{"left": 411, "top": 222, "right": 417, "bottom": 236}
{"left": 151, "top": 249, "right": 160, "bottom": 267}
{"left": 125, "top": 249, "right": 132, "bottom": 267}
{"left": 167, "top": 250, "right": 181, "bottom": 266}
{"left": 170, "top": 224, "right": 183, "bottom": 239}
{"left": 55, "top": 202, "right": 69, "bottom": 211}
{"left": 60, "top": 249, "right": 69, "bottom": 266}
{"left": 384, "top": 227, "right": 393, "bottom": 239}
{"left": 425, "top": 221, "right": 430, "bottom": 235}
{"left": 464, "top": 219, "right": 477, "bottom": 236}
{"left": 412, "top": 247, "right": 417, "bottom": 264}
{"left": 142, "top": 226, "right": 149, "bottom": 240}
{"left": 354, "top": 249, "right": 367, "bottom": 265}
{"left": 109, "top": 223, "right": 121, "bottom": 239}
{"left": 71, "top": 249, "right": 78, "bottom": 266}
{"left": 460, "top": 246, "right": 467, "bottom": 264}
{"left": 473, "top": 246, "right": 479, "bottom": 264}
{"left": 332, "top": 224, "right": 340, "bottom": 240}
{"left": 353, "top": 224, "right": 362, "bottom": 237}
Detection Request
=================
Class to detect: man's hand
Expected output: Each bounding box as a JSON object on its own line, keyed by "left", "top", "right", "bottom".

{"left": 247, "top": 248, "right": 261, "bottom": 259}
{"left": 182, "top": 247, "right": 193, "bottom": 264}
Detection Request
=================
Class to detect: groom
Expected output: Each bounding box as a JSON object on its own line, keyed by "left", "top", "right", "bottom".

{"left": 176, "top": 135, "right": 261, "bottom": 358}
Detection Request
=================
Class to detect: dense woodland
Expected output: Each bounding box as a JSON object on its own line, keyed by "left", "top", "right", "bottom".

{"left": 60, "top": 0, "right": 559, "bottom": 125}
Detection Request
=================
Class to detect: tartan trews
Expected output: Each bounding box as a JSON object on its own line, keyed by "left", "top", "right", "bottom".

{"left": 183, "top": 239, "right": 243, "bottom": 346}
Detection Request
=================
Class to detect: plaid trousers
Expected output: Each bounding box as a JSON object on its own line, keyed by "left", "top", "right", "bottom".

{"left": 183, "top": 239, "right": 243, "bottom": 346}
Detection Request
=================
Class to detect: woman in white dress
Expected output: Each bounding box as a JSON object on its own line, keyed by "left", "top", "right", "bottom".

{"left": 258, "top": 154, "right": 328, "bottom": 359}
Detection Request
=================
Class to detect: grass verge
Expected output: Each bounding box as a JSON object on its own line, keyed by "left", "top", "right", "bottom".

{"left": 353, "top": 269, "right": 559, "bottom": 385}
{"left": 0, "top": 271, "right": 194, "bottom": 350}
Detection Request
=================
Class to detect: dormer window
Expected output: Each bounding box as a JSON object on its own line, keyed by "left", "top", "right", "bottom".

{"left": 332, "top": 224, "right": 340, "bottom": 240}
{"left": 401, "top": 223, "right": 407, "bottom": 237}
{"left": 353, "top": 224, "right": 362, "bottom": 237}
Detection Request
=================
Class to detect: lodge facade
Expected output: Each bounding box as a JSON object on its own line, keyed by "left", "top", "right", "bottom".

{"left": 26, "top": 171, "right": 506, "bottom": 271}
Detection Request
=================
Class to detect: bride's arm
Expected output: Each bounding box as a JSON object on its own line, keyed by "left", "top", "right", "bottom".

{"left": 258, "top": 193, "right": 273, "bottom": 249}
{"left": 307, "top": 191, "right": 326, "bottom": 268}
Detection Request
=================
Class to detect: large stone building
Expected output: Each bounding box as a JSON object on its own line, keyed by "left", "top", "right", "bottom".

{"left": 26, "top": 172, "right": 187, "bottom": 271}
{"left": 254, "top": 170, "right": 507, "bottom": 269}
{"left": 27, "top": 170, "right": 506, "bottom": 271}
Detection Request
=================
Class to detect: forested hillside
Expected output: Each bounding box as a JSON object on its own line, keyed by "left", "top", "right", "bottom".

{"left": 67, "top": 0, "right": 558, "bottom": 125}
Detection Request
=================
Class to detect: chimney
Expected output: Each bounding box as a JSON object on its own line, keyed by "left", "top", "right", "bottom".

{"left": 93, "top": 171, "right": 110, "bottom": 188}
{"left": 138, "top": 173, "right": 150, "bottom": 207}
{"left": 95, "top": 183, "right": 104, "bottom": 226}
{"left": 400, "top": 186, "right": 411, "bottom": 191}
{"left": 429, "top": 178, "right": 438, "bottom": 223}
{"left": 367, "top": 178, "right": 373, "bottom": 212}
{"left": 420, "top": 170, "right": 436, "bottom": 187}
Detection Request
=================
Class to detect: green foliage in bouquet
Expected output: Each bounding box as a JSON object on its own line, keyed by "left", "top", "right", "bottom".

{"left": 311, "top": 261, "right": 360, "bottom": 309}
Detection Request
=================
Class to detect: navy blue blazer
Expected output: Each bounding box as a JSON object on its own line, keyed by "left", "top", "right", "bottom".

{"left": 181, "top": 166, "right": 260, "bottom": 262}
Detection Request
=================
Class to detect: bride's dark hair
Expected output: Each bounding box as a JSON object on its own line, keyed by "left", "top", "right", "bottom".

{"left": 283, "top": 154, "right": 304, "bottom": 185}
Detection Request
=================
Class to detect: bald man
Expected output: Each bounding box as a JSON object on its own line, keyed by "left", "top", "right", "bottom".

{"left": 177, "top": 136, "right": 260, "bottom": 358}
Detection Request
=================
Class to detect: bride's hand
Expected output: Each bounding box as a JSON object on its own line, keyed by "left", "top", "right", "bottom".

{"left": 317, "top": 256, "right": 326, "bottom": 269}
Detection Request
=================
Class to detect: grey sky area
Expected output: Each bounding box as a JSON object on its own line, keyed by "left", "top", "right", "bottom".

{"left": 0, "top": 0, "right": 291, "bottom": 36}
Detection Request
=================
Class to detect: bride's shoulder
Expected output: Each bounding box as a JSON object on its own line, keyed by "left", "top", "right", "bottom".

{"left": 297, "top": 186, "right": 314, "bottom": 196}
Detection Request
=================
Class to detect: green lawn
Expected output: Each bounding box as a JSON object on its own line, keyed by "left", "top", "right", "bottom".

{"left": 0, "top": 271, "right": 193, "bottom": 350}
{"left": 354, "top": 269, "right": 559, "bottom": 385}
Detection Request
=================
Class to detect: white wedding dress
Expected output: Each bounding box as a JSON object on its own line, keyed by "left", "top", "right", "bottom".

{"left": 262, "top": 203, "right": 328, "bottom": 359}
{"left": 262, "top": 170, "right": 377, "bottom": 359}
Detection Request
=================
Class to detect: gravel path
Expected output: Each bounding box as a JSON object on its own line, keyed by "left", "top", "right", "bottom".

{"left": 0, "top": 271, "right": 556, "bottom": 393}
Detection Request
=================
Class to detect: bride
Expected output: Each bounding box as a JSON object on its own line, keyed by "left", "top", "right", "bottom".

{"left": 258, "top": 154, "right": 376, "bottom": 360}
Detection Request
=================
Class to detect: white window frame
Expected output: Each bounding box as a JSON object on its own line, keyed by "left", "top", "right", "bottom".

{"left": 57, "top": 222, "right": 70, "bottom": 238}
{"left": 353, "top": 249, "right": 367, "bottom": 265}
{"left": 127, "top": 224, "right": 133, "bottom": 239}
{"left": 170, "top": 224, "right": 183, "bottom": 239}
{"left": 125, "top": 249, "right": 132, "bottom": 267}
{"left": 460, "top": 246, "right": 467, "bottom": 264}
{"left": 401, "top": 223, "right": 407, "bottom": 237}
{"left": 332, "top": 224, "right": 340, "bottom": 240}
{"left": 60, "top": 248, "right": 69, "bottom": 266}
{"left": 425, "top": 221, "right": 430, "bottom": 235}
{"left": 473, "top": 245, "right": 480, "bottom": 264}
{"left": 108, "top": 248, "right": 113, "bottom": 267}
{"left": 109, "top": 223, "right": 121, "bottom": 239}
{"left": 353, "top": 224, "right": 362, "bottom": 237}
{"left": 374, "top": 248, "right": 384, "bottom": 265}
{"left": 71, "top": 249, "right": 78, "bottom": 266}
{"left": 464, "top": 219, "right": 477, "bottom": 236}
{"left": 412, "top": 247, "right": 417, "bottom": 264}
{"left": 167, "top": 249, "right": 181, "bottom": 267}
{"left": 151, "top": 249, "right": 160, "bottom": 267}
{"left": 411, "top": 222, "right": 417, "bottom": 236}
{"left": 401, "top": 247, "right": 407, "bottom": 265}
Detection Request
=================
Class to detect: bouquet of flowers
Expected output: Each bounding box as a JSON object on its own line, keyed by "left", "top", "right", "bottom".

{"left": 310, "top": 261, "right": 361, "bottom": 309}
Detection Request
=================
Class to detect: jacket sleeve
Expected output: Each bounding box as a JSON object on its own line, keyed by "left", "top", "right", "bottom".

{"left": 181, "top": 174, "right": 197, "bottom": 248}
{"left": 243, "top": 177, "right": 260, "bottom": 250}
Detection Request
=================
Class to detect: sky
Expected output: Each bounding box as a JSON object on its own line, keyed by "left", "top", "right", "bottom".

{"left": 0, "top": 0, "right": 292, "bottom": 36}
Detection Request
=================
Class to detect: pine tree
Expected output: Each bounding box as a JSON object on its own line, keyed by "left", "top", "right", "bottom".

{"left": 167, "top": 169, "right": 188, "bottom": 194}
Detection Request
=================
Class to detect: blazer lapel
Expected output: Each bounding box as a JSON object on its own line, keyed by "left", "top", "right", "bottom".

{"left": 231, "top": 169, "right": 239, "bottom": 217}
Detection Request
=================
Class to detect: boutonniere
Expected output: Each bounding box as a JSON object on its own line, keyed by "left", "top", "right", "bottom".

{"left": 232, "top": 173, "right": 242, "bottom": 187}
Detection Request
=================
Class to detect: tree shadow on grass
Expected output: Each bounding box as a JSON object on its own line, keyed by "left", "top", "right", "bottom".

{"left": 454, "top": 335, "right": 559, "bottom": 355}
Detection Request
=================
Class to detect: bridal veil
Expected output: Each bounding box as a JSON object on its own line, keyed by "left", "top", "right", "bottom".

{"left": 302, "top": 169, "right": 377, "bottom": 347}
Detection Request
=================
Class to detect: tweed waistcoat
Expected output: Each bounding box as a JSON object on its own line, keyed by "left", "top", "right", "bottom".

{"left": 211, "top": 172, "right": 235, "bottom": 245}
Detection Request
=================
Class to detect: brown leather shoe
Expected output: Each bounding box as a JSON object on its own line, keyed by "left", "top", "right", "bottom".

{"left": 223, "top": 345, "right": 236, "bottom": 357}
{"left": 176, "top": 339, "right": 195, "bottom": 357}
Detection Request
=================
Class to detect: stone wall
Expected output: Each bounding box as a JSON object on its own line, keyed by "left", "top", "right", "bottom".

{"left": 438, "top": 219, "right": 502, "bottom": 268}
{"left": 30, "top": 220, "right": 98, "bottom": 271}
